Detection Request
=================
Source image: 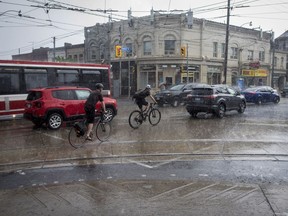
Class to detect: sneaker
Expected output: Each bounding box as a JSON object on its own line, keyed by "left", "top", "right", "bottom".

{"left": 86, "top": 135, "right": 92, "bottom": 141}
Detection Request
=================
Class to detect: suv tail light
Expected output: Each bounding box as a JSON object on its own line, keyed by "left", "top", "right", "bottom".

{"left": 206, "top": 94, "right": 217, "bottom": 99}
{"left": 33, "top": 101, "right": 43, "bottom": 108}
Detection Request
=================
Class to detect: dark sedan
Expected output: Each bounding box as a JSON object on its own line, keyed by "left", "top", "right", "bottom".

{"left": 241, "top": 86, "right": 280, "bottom": 105}
{"left": 154, "top": 83, "right": 187, "bottom": 107}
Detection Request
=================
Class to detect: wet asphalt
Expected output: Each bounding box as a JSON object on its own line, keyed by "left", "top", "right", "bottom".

{"left": 0, "top": 97, "right": 288, "bottom": 215}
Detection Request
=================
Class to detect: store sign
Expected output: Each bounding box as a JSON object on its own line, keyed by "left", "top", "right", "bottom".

{"left": 242, "top": 69, "right": 268, "bottom": 77}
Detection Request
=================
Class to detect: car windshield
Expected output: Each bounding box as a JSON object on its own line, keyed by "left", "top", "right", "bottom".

{"left": 192, "top": 88, "right": 213, "bottom": 95}
{"left": 169, "top": 84, "right": 186, "bottom": 91}
{"left": 244, "top": 87, "right": 258, "bottom": 92}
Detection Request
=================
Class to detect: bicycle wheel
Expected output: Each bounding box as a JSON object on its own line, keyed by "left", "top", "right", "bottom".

{"left": 128, "top": 110, "right": 143, "bottom": 129}
{"left": 95, "top": 121, "right": 111, "bottom": 142}
{"left": 68, "top": 126, "right": 87, "bottom": 148}
{"left": 148, "top": 108, "right": 161, "bottom": 126}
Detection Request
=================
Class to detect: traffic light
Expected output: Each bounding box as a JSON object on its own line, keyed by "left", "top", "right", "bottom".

{"left": 180, "top": 46, "right": 186, "bottom": 57}
{"left": 115, "top": 45, "right": 122, "bottom": 58}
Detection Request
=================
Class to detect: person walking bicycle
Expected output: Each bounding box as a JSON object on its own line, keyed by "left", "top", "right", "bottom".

{"left": 84, "top": 83, "right": 106, "bottom": 140}
{"left": 68, "top": 110, "right": 111, "bottom": 148}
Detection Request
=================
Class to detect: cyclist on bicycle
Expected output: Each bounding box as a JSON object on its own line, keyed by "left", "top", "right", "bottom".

{"left": 84, "top": 83, "right": 106, "bottom": 140}
{"left": 134, "top": 84, "right": 157, "bottom": 113}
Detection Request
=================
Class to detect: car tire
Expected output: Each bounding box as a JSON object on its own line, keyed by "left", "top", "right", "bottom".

{"left": 273, "top": 97, "right": 280, "bottom": 104}
{"left": 47, "top": 113, "right": 63, "bottom": 130}
{"left": 171, "top": 98, "right": 180, "bottom": 107}
{"left": 189, "top": 111, "right": 198, "bottom": 118}
{"left": 103, "top": 107, "right": 114, "bottom": 122}
{"left": 256, "top": 97, "right": 262, "bottom": 105}
{"left": 238, "top": 101, "right": 246, "bottom": 113}
{"left": 216, "top": 103, "right": 225, "bottom": 118}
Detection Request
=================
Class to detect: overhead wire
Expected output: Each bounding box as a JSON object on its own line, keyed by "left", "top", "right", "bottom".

{"left": 0, "top": 0, "right": 287, "bottom": 58}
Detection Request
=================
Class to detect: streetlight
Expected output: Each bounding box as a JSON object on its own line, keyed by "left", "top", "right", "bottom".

{"left": 223, "top": 0, "right": 231, "bottom": 84}
{"left": 240, "top": 21, "right": 252, "bottom": 27}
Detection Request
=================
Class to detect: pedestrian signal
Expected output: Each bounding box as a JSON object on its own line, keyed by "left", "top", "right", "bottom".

{"left": 181, "top": 46, "right": 186, "bottom": 57}
{"left": 115, "top": 45, "right": 122, "bottom": 58}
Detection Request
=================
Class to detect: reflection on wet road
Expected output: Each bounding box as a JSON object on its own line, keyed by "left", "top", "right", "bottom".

{"left": 1, "top": 99, "right": 288, "bottom": 215}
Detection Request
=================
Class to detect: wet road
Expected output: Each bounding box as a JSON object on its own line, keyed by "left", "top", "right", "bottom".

{"left": 1, "top": 98, "right": 288, "bottom": 215}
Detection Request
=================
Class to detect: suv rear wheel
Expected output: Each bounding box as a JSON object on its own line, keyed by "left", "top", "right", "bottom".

{"left": 47, "top": 113, "right": 63, "bottom": 130}
{"left": 171, "top": 97, "right": 180, "bottom": 107}
{"left": 238, "top": 101, "right": 246, "bottom": 113}
{"left": 216, "top": 103, "right": 225, "bottom": 118}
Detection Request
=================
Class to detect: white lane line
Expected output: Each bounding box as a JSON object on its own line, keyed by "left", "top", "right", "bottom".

{"left": 239, "top": 122, "right": 288, "bottom": 127}
{"left": 38, "top": 132, "right": 66, "bottom": 141}
{"left": 115, "top": 138, "right": 288, "bottom": 144}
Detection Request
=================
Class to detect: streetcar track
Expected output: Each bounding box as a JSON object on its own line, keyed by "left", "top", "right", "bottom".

{"left": 1, "top": 152, "right": 288, "bottom": 173}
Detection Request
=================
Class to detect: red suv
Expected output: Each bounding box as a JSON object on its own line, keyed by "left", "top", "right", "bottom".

{"left": 24, "top": 86, "right": 118, "bottom": 130}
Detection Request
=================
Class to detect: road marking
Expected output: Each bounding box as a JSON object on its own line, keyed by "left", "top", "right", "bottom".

{"left": 149, "top": 182, "right": 196, "bottom": 200}
{"left": 239, "top": 122, "right": 288, "bottom": 127}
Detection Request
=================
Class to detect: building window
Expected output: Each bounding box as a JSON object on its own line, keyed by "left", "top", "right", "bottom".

{"left": 230, "top": 47, "right": 238, "bottom": 59}
{"left": 79, "top": 54, "right": 84, "bottom": 62}
{"left": 164, "top": 40, "right": 175, "bottom": 55}
{"left": 213, "top": 42, "right": 218, "bottom": 58}
{"left": 274, "top": 57, "right": 278, "bottom": 68}
{"left": 221, "top": 43, "right": 225, "bottom": 58}
{"left": 281, "top": 57, "right": 284, "bottom": 69}
{"left": 248, "top": 50, "right": 254, "bottom": 61}
{"left": 91, "top": 50, "right": 96, "bottom": 59}
{"left": 143, "top": 36, "right": 152, "bottom": 56}
{"left": 259, "top": 50, "right": 265, "bottom": 62}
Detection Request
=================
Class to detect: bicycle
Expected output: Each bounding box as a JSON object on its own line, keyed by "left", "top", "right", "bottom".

{"left": 68, "top": 111, "right": 111, "bottom": 148}
{"left": 128, "top": 102, "right": 161, "bottom": 129}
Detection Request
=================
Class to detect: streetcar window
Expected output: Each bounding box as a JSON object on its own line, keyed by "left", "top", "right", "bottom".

{"left": 24, "top": 68, "right": 48, "bottom": 90}
{"left": 0, "top": 67, "right": 20, "bottom": 94}
{"left": 56, "top": 69, "right": 79, "bottom": 85}
{"left": 82, "top": 70, "right": 102, "bottom": 90}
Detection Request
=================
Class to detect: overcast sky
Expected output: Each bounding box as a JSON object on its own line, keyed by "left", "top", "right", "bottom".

{"left": 0, "top": 0, "right": 287, "bottom": 60}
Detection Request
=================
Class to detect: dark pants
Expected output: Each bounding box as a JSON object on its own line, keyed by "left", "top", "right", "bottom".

{"left": 136, "top": 98, "right": 148, "bottom": 110}
{"left": 85, "top": 106, "right": 95, "bottom": 124}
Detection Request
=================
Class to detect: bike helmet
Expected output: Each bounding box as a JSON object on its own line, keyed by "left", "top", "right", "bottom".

{"left": 95, "top": 83, "right": 104, "bottom": 90}
{"left": 145, "top": 84, "right": 151, "bottom": 90}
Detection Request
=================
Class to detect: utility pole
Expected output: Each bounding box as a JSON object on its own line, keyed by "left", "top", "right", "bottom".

{"left": 53, "top": 37, "right": 56, "bottom": 62}
{"left": 119, "top": 26, "right": 122, "bottom": 96}
{"left": 271, "top": 32, "right": 275, "bottom": 88}
{"left": 186, "top": 43, "right": 189, "bottom": 83}
{"left": 223, "top": 0, "right": 231, "bottom": 84}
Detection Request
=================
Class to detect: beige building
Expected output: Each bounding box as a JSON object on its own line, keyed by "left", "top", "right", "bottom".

{"left": 85, "top": 11, "right": 275, "bottom": 96}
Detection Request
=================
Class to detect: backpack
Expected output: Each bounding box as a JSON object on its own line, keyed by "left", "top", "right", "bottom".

{"left": 132, "top": 89, "right": 146, "bottom": 100}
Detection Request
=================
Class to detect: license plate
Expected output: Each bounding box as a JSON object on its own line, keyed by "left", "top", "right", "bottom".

{"left": 194, "top": 97, "right": 201, "bottom": 101}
